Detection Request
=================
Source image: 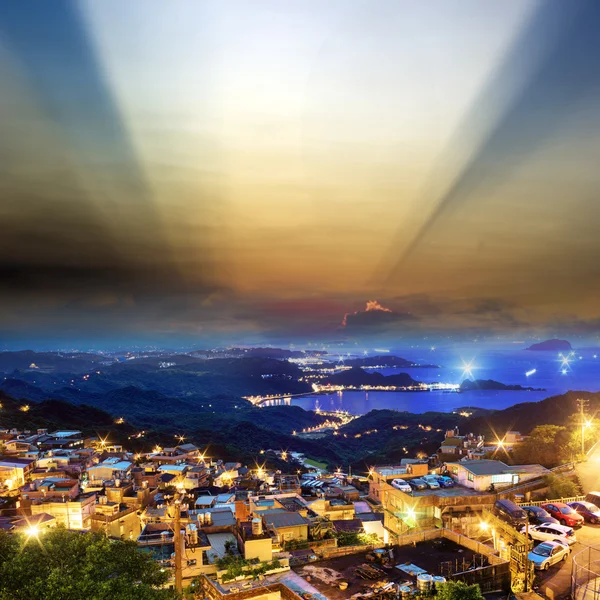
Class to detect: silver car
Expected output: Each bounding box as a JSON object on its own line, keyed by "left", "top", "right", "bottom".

{"left": 528, "top": 540, "right": 570, "bottom": 570}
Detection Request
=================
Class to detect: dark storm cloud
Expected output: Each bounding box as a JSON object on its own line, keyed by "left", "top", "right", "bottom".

{"left": 389, "top": 0, "right": 600, "bottom": 275}
{"left": 0, "top": 0, "right": 218, "bottom": 300}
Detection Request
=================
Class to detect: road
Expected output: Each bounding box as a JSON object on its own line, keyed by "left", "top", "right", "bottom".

{"left": 576, "top": 442, "right": 600, "bottom": 495}
{"left": 535, "top": 448, "right": 600, "bottom": 599}
{"left": 535, "top": 523, "right": 600, "bottom": 599}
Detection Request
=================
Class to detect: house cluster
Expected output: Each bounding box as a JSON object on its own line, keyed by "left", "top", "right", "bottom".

{"left": 437, "top": 427, "right": 523, "bottom": 462}
{"left": 0, "top": 427, "right": 383, "bottom": 587}
{"left": 369, "top": 452, "right": 549, "bottom": 540}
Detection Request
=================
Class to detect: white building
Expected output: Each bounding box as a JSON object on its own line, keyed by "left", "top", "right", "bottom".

{"left": 445, "top": 459, "right": 549, "bottom": 491}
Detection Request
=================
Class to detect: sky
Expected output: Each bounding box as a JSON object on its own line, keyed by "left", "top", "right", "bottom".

{"left": 2, "top": 0, "right": 600, "bottom": 348}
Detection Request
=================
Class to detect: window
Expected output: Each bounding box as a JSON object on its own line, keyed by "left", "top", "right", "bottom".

{"left": 491, "top": 474, "right": 513, "bottom": 484}
{"left": 467, "top": 472, "right": 474, "bottom": 482}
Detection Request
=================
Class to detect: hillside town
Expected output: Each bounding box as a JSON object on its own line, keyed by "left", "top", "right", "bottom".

{"left": 1, "top": 423, "right": 598, "bottom": 600}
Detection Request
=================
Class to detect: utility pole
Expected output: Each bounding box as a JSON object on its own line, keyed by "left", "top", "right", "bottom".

{"left": 577, "top": 398, "right": 588, "bottom": 456}
{"left": 169, "top": 492, "right": 183, "bottom": 595}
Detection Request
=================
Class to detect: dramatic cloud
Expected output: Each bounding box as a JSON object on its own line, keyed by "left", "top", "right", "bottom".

{"left": 341, "top": 300, "right": 413, "bottom": 334}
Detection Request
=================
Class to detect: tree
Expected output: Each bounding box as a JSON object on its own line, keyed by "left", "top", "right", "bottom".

{"left": 0, "top": 527, "right": 176, "bottom": 600}
{"left": 544, "top": 474, "right": 581, "bottom": 500}
{"left": 511, "top": 425, "right": 570, "bottom": 467}
{"left": 436, "top": 581, "right": 484, "bottom": 600}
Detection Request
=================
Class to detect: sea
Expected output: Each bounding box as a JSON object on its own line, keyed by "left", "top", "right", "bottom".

{"left": 284, "top": 344, "right": 600, "bottom": 415}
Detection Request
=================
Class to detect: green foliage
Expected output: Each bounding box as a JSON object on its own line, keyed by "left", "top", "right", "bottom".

{"left": 511, "top": 425, "right": 570, "bottom": 467}
{"left": 0, "top": 527, "right": 176, "bottom": 600}
{"left": 335, "top": 530, "right": 380, "bottom": 547}
{"left": 435, "top": 581, "right": 484, "bottom": 600}
{"left": 543, "top": 474, "right": 581, "bottom": 499}
{"left": 216, "top": 555, "right": 282, "bottom": 582}
{"left": 284, "top": 539, "right": 309, "bottom": 551}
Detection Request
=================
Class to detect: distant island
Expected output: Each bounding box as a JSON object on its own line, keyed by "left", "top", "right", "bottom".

{"left": 325, "top": 366, "right": 419, "bottom": 388}
{"left": 460, "top": 379, "right": 544, "bottom": 392}
{"left": 346, "top": 355, "right": 439, "bottom": 368}
{"left": 526, "top": 339, "right": 572, "bottom": 352}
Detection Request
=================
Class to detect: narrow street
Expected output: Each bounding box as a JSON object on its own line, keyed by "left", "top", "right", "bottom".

{"left": 533, "top": 447, "right": 600, "bottom": 599}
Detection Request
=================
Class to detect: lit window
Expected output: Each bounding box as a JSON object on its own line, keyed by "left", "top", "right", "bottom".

{"left": 491, "top": 474, "right": 513, "bottom": 484}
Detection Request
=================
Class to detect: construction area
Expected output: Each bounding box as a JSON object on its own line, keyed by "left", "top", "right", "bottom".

{"left": 292, "top": 537, "right": 509, "bottom": 600}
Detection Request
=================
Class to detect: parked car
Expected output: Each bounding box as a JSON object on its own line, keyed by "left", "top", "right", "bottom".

{"left": 585, "top": 491, "right": 600, "bottom": 508}
{"left": 408, "top": 478, "right": 428, "bottom": 490}
{"left": 568, "top": 501, "right": 600, "bottom": 524}
{"left": 522, "top": 505, "right": 559, "bottom": 526}
{"left": 493, "top": 499, "right": 528, "bottom": 529}
{"left": 522, "top": 522, "right": 577, "bottom": 545}
{"left": 528, "top": 540, "right": 571, "bottom": 570}
{"left": 422, "top": 475, "right": 440, "bottom": 489}
{"left": 541, "top": 502, "right": 584, "bottom": 528}
{"left": 391, "top": 478, "right": 413, "bottom": 493}
{"left": 436, "top": 475, "right": 455, "bottom": 488}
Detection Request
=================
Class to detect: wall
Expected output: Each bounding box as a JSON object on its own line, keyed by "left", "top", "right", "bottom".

{"left": 276, "top": 524, "right": 308, "bottom": 543}
{"left": 30, "top": 495, "right": 96, "bottom": 530}
{"left": 244, "top": 537, "right": 272, "bottom": 563}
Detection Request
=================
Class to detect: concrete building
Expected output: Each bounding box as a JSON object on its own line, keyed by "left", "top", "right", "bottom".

{"left": 27, "top": 492, "right": 96, "bottom": 530}
{"left": 0, "top": 457, "right": 36, "bottom": 488}
{"left": 445, "top": 460, "right": 549, "bottom": 492}
{"left": 91, "top": 499, "right": 141, "bottom": 539}
{"left": 238, "top": 519, "right": 273, "bottom": 562}
{"left": 261, "top": 509, "right": 309, "bottom": 545}
{"left": 87, "top": 458, "right": 133, "bottom": 483}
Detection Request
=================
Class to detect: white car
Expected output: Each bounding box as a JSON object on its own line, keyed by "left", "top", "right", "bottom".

{"left": 528, "top": 540, "right": 571, "bottom": 570}
{"left": 521, "top": 522, "right": 577, "bottom": 545}
{"left": 391, "top": 478, "right": 412, "bottom": 493}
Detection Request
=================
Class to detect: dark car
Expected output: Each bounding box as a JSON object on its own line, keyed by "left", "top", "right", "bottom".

{"left": 493, "top": 499, "right": 528, "bottom": 529}
{"left": 569, "top": 501, "right": 600, "bottom": 524}
{"left": 541, "top": 502, "right": 584, "bottom": 528}
{"left": 522, "top": 505, "right": 559, "bottom": 526}
{"left": 408, "top": 478, "right": 428, "bottom": 490}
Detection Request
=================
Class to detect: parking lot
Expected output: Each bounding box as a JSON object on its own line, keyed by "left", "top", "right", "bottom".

{"left": 534, "top": 522, "right": 600, "bottom": 599}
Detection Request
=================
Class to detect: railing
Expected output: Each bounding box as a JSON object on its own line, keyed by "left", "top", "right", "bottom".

{"left": 91, "top": 505, "right": 137, "bottom": 522}
{"left": 320, "top": 542, "right": 384, "bottom": 559}
{"left": 515, "top": 495, "right": 585, "bottom": 507}
{"left": 550, "top": 462, "right": 576, "bottom": 473}
{"left": 497, "top": 462, "right": 576, "bottom": 497}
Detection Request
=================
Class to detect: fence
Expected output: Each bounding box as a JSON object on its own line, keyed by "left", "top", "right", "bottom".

{"left": 320, "top": 541, "right": 384, "bottom": 559}
{"left": 450, "top": 562, "right": 511, "bottom": 594}
{"left": 515, "top": 495, "right": 585, "bottom": 507}
{"left": 572, "top": 545, "right": 600, "bottom": 600}
{"left": 497, "top": 462, "right": 576, "bottom": 497}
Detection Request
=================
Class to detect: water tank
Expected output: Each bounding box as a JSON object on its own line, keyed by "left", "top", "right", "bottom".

{"left": 114, "top": 479, "right": 121, "bottom": 488}
{"left": 252, "top": 517, "right": 263, "bottom": 536}
{"left": 142, "top": 480, "right": 148, "bottom": 489}
{"left": 432, "top": 576, "right": 446, "bottom": 589}
{"left": 99, "top": 495, "right": 108, "bottom": 505}
{"left": 399, "top": 586, "right": 412, "bottom": 598}
{"left": 204, "top": 512, "right": 212, "bottom": 526}
{"left": 30, "top": 480, "right": 37, "bottom": 491}
{"left": 417, "top": 574, "right": 433, "bottom": 593}
{"left": 186, "top": 523, "right": 198, "bottom": 545}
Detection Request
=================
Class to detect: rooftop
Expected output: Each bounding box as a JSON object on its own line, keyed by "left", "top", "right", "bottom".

{"left": 262, "top": 510, "right": 309, "bottom": 529}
